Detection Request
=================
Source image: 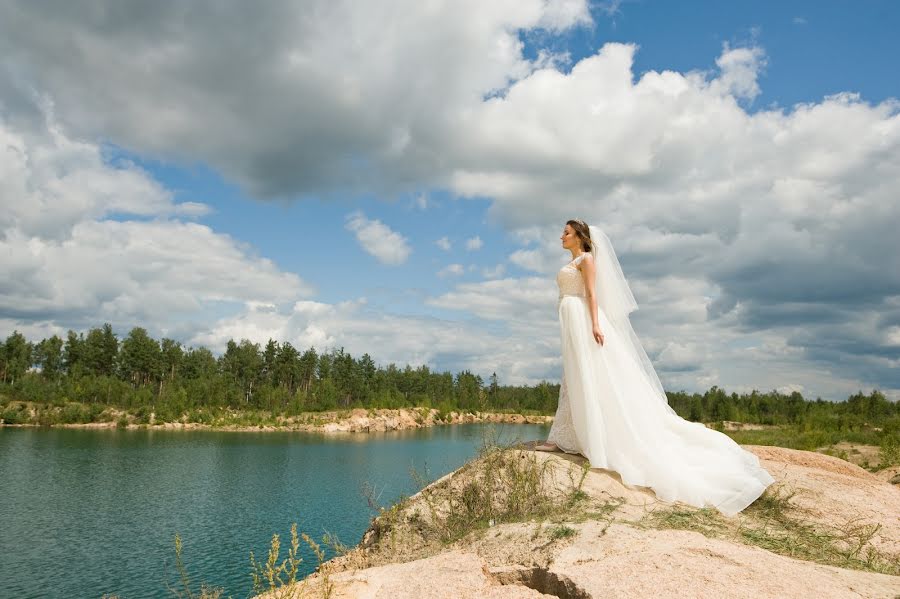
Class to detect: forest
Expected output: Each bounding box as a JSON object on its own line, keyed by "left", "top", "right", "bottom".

{"left": 1, "top": 325, "right": 898, "bottom": 458}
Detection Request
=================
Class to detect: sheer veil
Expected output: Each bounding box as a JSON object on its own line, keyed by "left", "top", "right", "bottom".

{"left": 588, "top": 225, "right": 676, "bottom": 415}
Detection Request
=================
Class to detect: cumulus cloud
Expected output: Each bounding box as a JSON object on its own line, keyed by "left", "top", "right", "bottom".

{"left": 0, "top": 118, "right": 203, "bottom": 241}
{"left": 465, "top": 236, "right": 484, "bottom": 251}
{"left": 191, "top": 298, "right": 561, "bottom": 385}
{"left": 436, "top": 236, "right": 452, "bottom": 251}
{"left": 0, "top": 113, "right": 311, "bottom": 335}
{"left": 345, "top": 211, "right": 412, "bottom": 265}
{"left": 482, "top": 264, "right": 507, "bottom": 279}
{"left": 439, "top": 41, "right": 900, "bottom": 398}
{"left": 710, "top": 44, "right": 767, "bottom": 101}
{"left": 0, "top": 0, "right": 592, "bottom": 197}
{"left": 438, "top": 263, "right": 465, "bottom": 278}
{"left": 429, "top": 277, "right": 556, "bottom": 323}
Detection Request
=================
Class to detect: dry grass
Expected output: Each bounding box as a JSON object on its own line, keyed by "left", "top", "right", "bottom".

{"left": 639, "top": 484, "right": 900, "bottom": 576}
{"left": 347, "top": 437, "right": 595, "bottom": 571}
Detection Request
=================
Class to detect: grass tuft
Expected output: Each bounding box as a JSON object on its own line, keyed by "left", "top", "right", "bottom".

{"left": 549, "top": 525, "right": 577, "bottom": 540}
{"left": 639, "top": 485, "right": 899, "bottom": 576}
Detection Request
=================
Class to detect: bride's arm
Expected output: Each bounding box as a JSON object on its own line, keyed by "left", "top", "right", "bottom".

{"left": 579, "top": 255, "right": 605, "bottom": 345}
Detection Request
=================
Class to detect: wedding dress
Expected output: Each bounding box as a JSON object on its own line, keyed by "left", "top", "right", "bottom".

{"left": 546, "top": 231, "right": 774, "bottom": 516}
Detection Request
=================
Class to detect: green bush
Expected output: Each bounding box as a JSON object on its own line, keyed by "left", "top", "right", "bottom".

{"left": 134, "top": 405, "right": 153, "bottom": 425}
{"left": 1, "top": 402, "right": 29, "bottom": 424}
{"left": 878, "top": 433, "right": 900, "bottom": 469}
{"left": 36, "top": 407, "right": 59, "bottom": 426}
{"left": 60, "top": 403, "right": 91, "bottom": 424}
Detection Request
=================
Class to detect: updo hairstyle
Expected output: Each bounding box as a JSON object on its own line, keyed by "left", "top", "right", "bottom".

{"left": 566, "top": 219, "right": 593, "bottom": 253}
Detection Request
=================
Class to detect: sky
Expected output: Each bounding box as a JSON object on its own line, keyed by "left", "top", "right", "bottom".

{"left": 1, "top": 0, "right": 898, "bottom": 401}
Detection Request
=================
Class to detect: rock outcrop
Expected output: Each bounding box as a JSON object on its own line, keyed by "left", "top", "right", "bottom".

{"left": 278, "top": 445, "right": 900, "bottom": 598}
{"left": 313, "top": 408, "right": 552, "bottom": 433}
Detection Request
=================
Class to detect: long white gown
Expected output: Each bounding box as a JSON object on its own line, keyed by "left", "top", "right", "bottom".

{"left": 547, "top": 252, "right": 775, "bottom": 516}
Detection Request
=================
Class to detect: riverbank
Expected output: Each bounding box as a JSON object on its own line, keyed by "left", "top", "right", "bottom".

{"left": 0, "top": 404, "right": 553, "bottom": 433}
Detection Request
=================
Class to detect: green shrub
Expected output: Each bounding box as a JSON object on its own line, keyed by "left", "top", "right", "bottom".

{"left": 36, "top": 407, "right": 59, "bottom": 426}
{"left": 1, "top": 402, "right": 29, "bottom": 424}
{"left": 878, "top": 433, "right": 900, "bottom": 469}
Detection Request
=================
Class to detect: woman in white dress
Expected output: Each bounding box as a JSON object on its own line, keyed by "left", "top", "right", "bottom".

{"left": 535, "top": 219, "right": 774, "bottom": 516}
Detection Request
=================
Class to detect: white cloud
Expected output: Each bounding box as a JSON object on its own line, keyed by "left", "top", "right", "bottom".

{"left": 0, "top": 0, "right": 592, "bottom": 197}
{"left": 465, "top": 236, "right": 483, "bottom": 251}
{"left": 438, "top": 40, "right": 900, "bottom": 398}
{"left": 0, "top": 119, "right": 208, "bottom": 241}
{"left": 192, "top": 297, "right": 561, "bottom": 385}
{"left": 0, "top": 114, "right": 311, "bottom": 335}
{"left": 537, "top": 0, "right": 593, "bottom": 31}
{"left": 429, "top": 277, "right": 556, "bottom": 323}
{"left": 482, "top": 264, "right": 507, "bottom": 279}
{"left": 438, "top": 263, "right": 465, "bottom": 278}
{"left": 436, "top": 236, "right": 452, "bottom": 251}
{"left": 710, "top": 44, "right": 766, "bottom": 101}
{"left": 777, "top": 383, "right": 805, "bottom": 394}
{"left": 345, "top": 211, "right": 412, "bottom": 265}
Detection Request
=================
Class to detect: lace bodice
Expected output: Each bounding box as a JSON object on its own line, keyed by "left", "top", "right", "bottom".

{"left": 557, "top": 253, "right": 587, "bottom": 298}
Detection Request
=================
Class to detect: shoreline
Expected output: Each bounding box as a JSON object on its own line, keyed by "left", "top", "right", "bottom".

{"left": 0, "top": 407, "right": 554, "bottom": 434}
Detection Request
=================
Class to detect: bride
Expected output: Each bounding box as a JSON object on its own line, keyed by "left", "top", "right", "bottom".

{"left": 534, "top": 219, "right": 774, "bottom": 516}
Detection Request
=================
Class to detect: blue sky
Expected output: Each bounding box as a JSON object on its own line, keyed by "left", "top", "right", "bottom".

{"left": 1, "top": 1, "right": 898, "bottom": 400}
{"left": 562, "top": 1, "right": 900, "bottom": 107}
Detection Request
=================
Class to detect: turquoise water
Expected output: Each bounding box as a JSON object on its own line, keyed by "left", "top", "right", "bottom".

{"left": 0, "top": 423, "right": 549, "bottom": 598}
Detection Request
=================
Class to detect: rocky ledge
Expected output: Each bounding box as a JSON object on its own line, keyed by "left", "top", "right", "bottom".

{"left": 16, "top": 407, "right": 552, "bottom": 433}
{"left": 311, "top": 408, "right": 553, "bottom": 433}
{"left": 272, "top": 445, "right": 900, "bottom": 599}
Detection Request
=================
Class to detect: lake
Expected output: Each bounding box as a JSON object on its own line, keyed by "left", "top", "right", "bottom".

{"left": 0, "top": 423, "right": 549, "bottom": 598}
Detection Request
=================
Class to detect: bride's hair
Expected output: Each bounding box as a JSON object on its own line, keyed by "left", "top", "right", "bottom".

{"left": 566, "top": 219, "right": 593, "bottom": 252}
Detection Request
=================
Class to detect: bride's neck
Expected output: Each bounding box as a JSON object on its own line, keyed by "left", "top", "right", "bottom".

{"left": 569, "top": 249, "right": 584, "bottom": 260}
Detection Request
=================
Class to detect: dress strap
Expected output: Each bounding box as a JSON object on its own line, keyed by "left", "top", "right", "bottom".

{"left": 572, "top": 253, "right": 588, "bottom": 265}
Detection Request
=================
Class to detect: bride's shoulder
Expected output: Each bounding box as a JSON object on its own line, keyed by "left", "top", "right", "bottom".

{"left": 575, "top": 252, "right": 593, "bottom": 266}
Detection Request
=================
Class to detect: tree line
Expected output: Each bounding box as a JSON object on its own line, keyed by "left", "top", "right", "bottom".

{"left": 0, "top": 326, "right": 555, "bottom": 418}
{"left": 1, "top": 326, "right": 898, "bottom": 433}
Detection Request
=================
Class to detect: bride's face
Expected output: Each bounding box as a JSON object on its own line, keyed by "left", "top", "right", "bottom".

{"left": 560, "top": 224, "right": 579, "bottom": 250}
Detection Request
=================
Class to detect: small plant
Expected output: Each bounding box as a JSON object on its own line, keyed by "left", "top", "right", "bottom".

{"left": 250, "top": 523, "right": 302, "bottom": 597}
{"left": 167, "top": 534, "right": 225, "bottom": 599}
{"left": 249, "top": 522, "right": 334, "bottom": 599}
{"left": 877, "top": 433, "right": 900, "bottom": 469}
{"left": 549, "top": 525, "right": 577, "bottom": 540}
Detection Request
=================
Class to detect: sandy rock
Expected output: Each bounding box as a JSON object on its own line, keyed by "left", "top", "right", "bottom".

{"left": 282, "top": 444, "right": 900, "bottom": 599}
{"left": 527, "top": 448, "right": 665, "bottom": 520}
{"left": 719, "top": 421, "right": 775, "bottom": 431}
{"left": 298, "top": 520, "right": 900, "bottom": 599}
{"left": 551, "top": 522, "right": 900, "bottom": 599}
{"left": 308, "top": 408, "right": 547, "bottom": 433}
{"left": 281, "top": 550, "right": 554, "bottom": 599}
{"left": 748, "top": 445, "right": 900, "bottom": 555}
{"left": 874, "top": 465, "right": 900, "bottom": 485}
